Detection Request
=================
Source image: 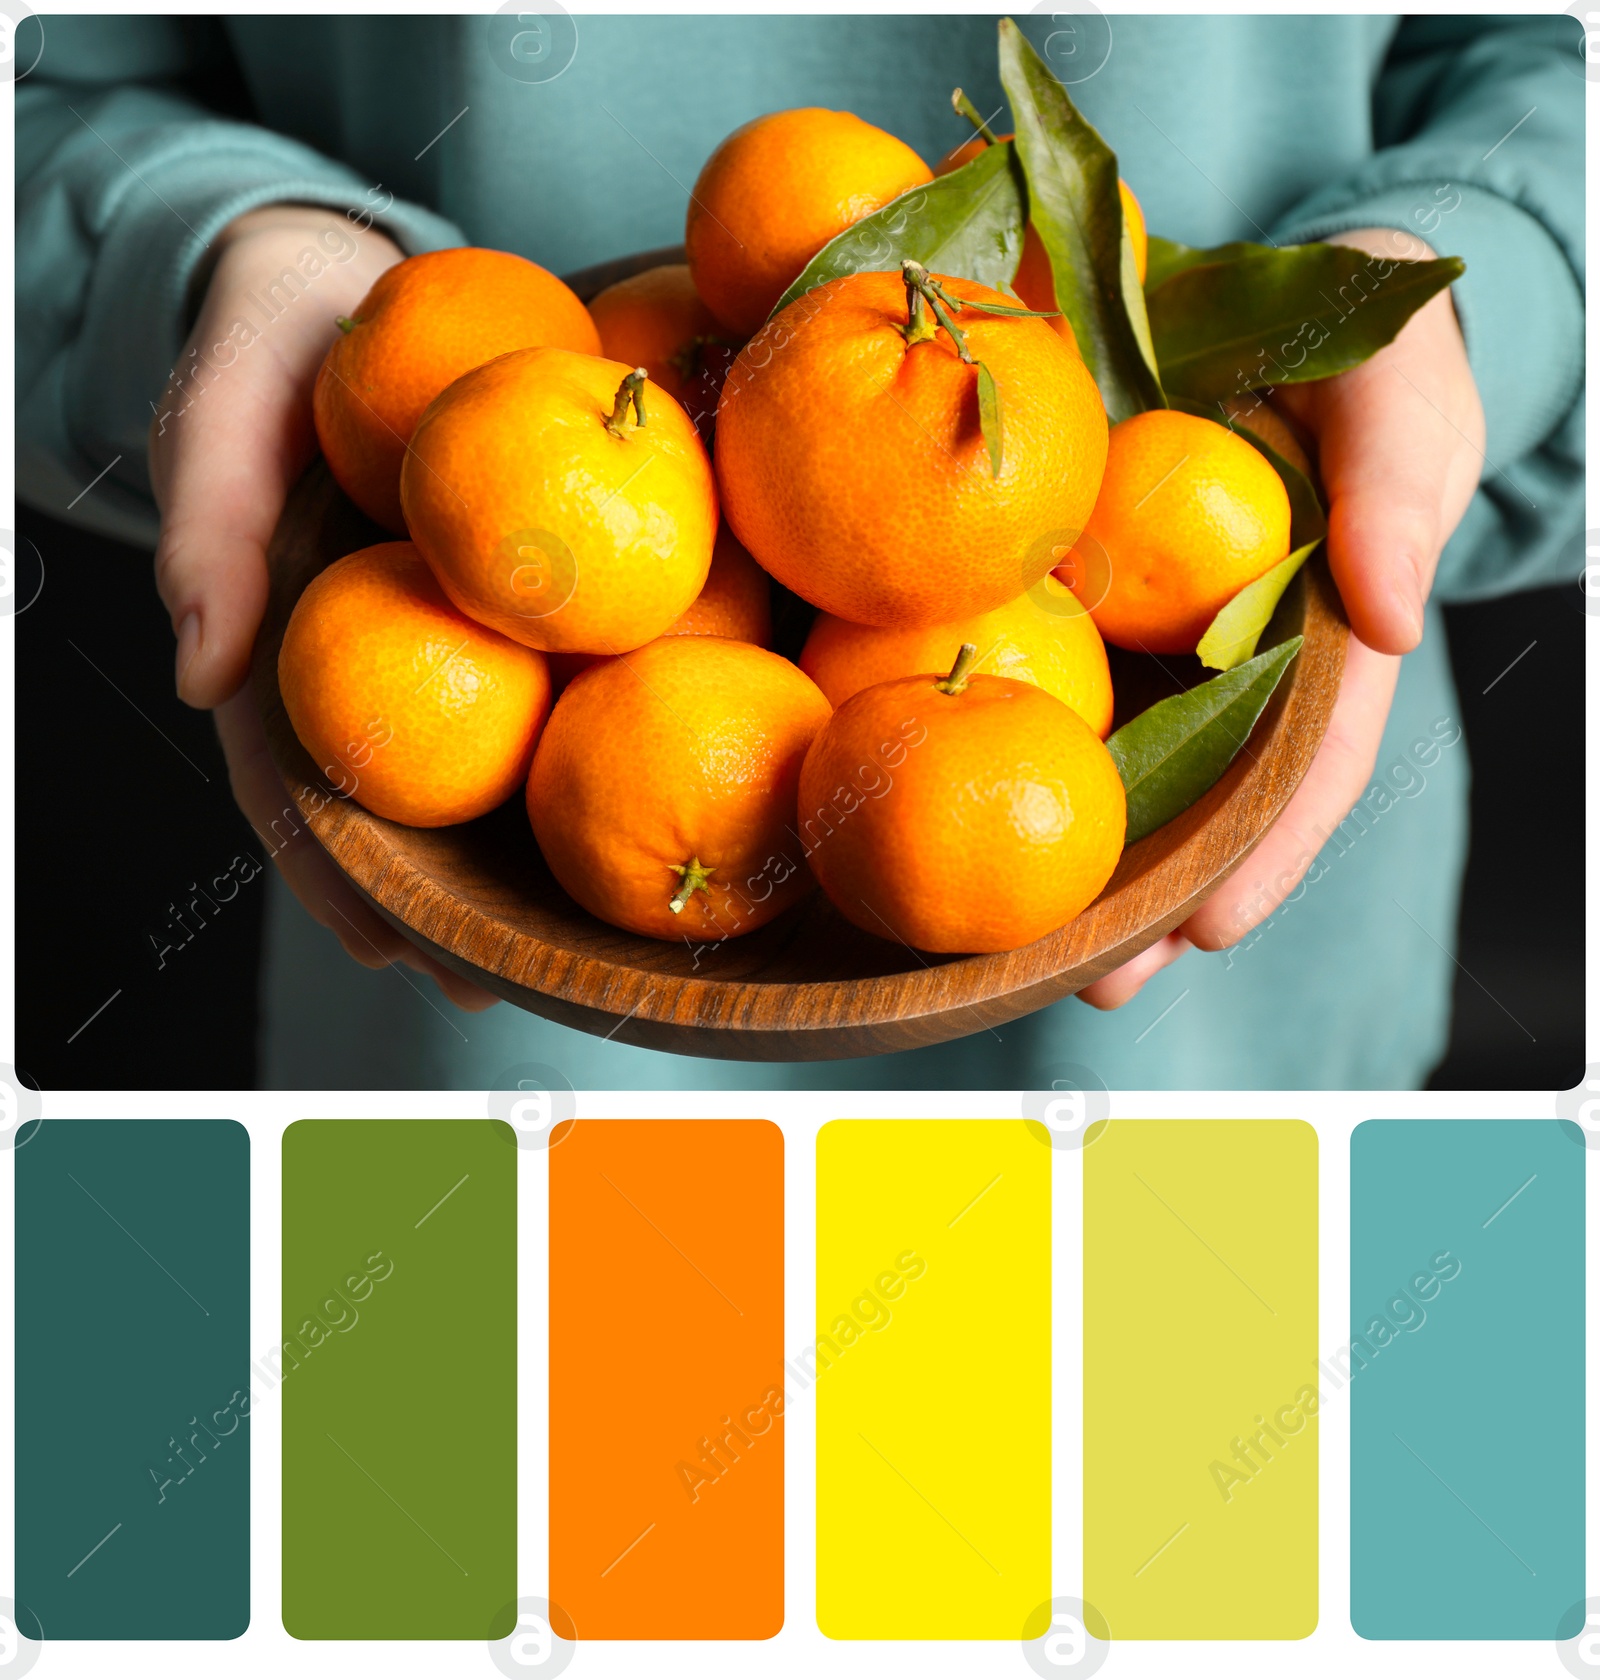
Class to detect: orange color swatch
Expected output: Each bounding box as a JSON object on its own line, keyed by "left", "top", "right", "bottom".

{"left": 549, "top": 1119, "right": 784, "bottom": 1640}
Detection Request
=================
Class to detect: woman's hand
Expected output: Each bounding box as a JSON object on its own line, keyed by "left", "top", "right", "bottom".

{"left": 149, "top": 204, "right": 498, "bottom": 1010}
{"left": 1079, "top": 228, "right": 1486, "bottom": 1010}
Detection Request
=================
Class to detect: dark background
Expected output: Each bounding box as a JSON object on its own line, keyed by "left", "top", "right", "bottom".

{"left": 12, "top": 503, "right": 1584, "bottom": 1093}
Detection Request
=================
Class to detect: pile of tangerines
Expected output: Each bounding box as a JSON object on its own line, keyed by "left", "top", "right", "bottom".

{"left": 282, "top": 103, "right": 1295, "bottom": 956}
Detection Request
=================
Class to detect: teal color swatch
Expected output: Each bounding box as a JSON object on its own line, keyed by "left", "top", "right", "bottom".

{"left": 14, "top": 1120, "right": 250, "bottom": 1639}
{"left": 1350, "top": 1119, "right": 1585, "bottom": 1639}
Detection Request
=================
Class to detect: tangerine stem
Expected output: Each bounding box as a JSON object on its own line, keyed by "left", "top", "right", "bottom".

{"left": 935, "top": 642, "right": 980, "bottom": 695}
{"left": 335, "top": 315, "right": 357, "bottom": 334}
{"left": 900, "top": 259, "right": 974, "bottom": 359}
{"left": 951, "top": 89, "right": 1000, "bottom": 144}
{"left": 669, "top": 856, "right": 716, "bottom": 915}
{"left": 900, "top": 262, "right": 939, "bottom": 349}
{"left": 605, "top": 367, "right": 649, "bottom": 437}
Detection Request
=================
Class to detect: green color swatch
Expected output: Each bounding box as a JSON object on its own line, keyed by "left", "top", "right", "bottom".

{"left": 1351, "top": 1119, "right": 1585, "bottom": 1639}
{"left": 281, "top": 1119, "right": 516, "bottom": 1639}
{"left": 15, "top": 1119, "right": 250, "bottom": 1639}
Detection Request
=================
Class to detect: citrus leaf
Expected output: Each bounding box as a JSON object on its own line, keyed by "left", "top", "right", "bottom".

{"left": 1196, "top": 542, "right": 1318, "bottom": 672}
{"left": 1107, "top": 637, "right": 1303, "bottom": 843}
{"left": 1146, "top": 242, "right": 1464, "bottom": 400}
{"left": 976, "top": 360, "right": 1003, "bottom": 477}
{"left": 951, "top": 297, "right": 1059, "bottom": 318}
{"left": 771, "top": 140, "right": 1026, "bottom": 317}
{"left": 998, "top": 17, "right": 1163, "bottom": 421}
{"left": 1143, "top": 235, "right": 1265, "bottom": 292}
{"left": 1168, "top": 394, "right": 1327, "bottom": 548}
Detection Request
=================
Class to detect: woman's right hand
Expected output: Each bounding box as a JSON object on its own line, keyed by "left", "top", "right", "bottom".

{"left": 149, "top": 204, "right": 497, "bottom": 1010}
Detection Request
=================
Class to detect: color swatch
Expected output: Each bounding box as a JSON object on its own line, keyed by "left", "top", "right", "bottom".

{"left": 549, "top": 1118, "right": 784, "bottom": 1639}
{"left": 15, "top": 1119, "right": 250, "bottom": 1639}
{"left": 816, "top": 1119, "right": 1050, "bottom": 1640}
{"left": 281, "top": 1119, "right": 515, "bottom": 1639}
{"left": 1350, "top": 1119, "right": 1585, "bottom": 1639}
{"left": 1084, "top": 1119, "right": 1318, "bottom": 1640}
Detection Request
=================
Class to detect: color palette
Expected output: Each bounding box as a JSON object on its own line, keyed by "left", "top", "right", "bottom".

{"left": 550, "top": 1119, "right": 784, "bottom": 1639}
{"left": 1084, "top": 1119, "right": 1318, "bottom": 1640}
{"left": 15, "top": 1119, "right": 250, "bottom": 1639}
{"left": 15, "top": 1110, "right": 1589, "bottom": 1650}
{"left": 1350, "top": 1119, "right": 1585, "bottom": 1639}
{"left": 281, "top": 1119, "right": 516, "bottom": 1639}
{"left": 816, "top": 1119, "right": 1051, "bottom": 1640}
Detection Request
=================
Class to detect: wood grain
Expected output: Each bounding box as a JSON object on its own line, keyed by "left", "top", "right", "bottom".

{"left": 250, "top": 250, "right": 1349, "bottom": 1062}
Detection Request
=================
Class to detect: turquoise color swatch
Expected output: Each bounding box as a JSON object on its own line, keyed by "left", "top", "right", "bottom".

{"left": 1350, "top": 1120, "right": 1585, "bottom": 1639}
{"left": 14, "top": 1120, "right": 250, "bottom": 1638}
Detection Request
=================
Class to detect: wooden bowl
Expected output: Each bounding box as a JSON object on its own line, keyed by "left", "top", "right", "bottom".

{"left": 252, "top": 248, "right": 1348, "bottom": 1062}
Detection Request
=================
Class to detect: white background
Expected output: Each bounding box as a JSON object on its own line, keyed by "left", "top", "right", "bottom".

{"left": 1, "top": 0, "right": 1596, "bottom": 1677}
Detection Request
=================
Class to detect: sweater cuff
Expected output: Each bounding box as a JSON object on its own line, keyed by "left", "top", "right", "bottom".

{"left": 1272, "top": 181, "right": 1583, "bottom": 468}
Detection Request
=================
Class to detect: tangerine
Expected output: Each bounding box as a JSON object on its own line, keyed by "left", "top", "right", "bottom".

{"left": 1060, "top": 408, "right": 1291, "bottom": 654}
{"left": 527, "top": 636, "right": 831, "bottom": 940}
{"left": 687, "top": 108, "right": 933, "bottom": 336}
{"left": 798, "top": 644, "right": 1125, "bottom": 953}
{"left": 278, "top": 541, "right": 551, "bottom": 827}
{"left": 587, "top": 263, "right": 729, "bottom": 403}
{"left": 800, "top": 573, "right": 1113, "bottom": 737}
{"left": 313, "top": 248, "right": 600, "bottom": 533}
{"left": 402, "top": 350, "right": 717, "bottom": 655}
{"left": 716, "top": 265, "right": 1107, "bottom": 628}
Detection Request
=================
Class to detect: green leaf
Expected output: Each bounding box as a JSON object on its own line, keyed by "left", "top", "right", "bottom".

{"left": 1146, "top": 242, "right": 1464, "bottom": 400}
{"left": 1143, "top": 236, "right": 1266, "bottom": 293}
{"left": 1107, "top": 637, "right": 1303, "bottom": 843}
{"left": 976, "top": 360, "right": 1003, "bottom": 477}
{"left": 771, "top": 140, "right": 1027, "bottom": 317}
{"left": 1196, "top": 541, "right": 1318, "bottom": 672}
{"left": 997, "top": 18, "right": 1163, "bottom": 421}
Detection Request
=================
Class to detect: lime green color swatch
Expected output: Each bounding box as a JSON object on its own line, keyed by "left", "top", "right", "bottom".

{"left": 816, "top": 1119, "right": 1050, "bottom": 1639}
{"left": 281, "top": 1120, "right": 516, "bottom": 1639}
{"left": 1084, "top": 1119, "right": 1317, "bottom": 1639}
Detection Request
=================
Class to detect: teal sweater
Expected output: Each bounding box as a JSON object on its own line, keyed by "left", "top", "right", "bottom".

{"left": 18, "top": 15, "right": 1584, "bottom": 1090}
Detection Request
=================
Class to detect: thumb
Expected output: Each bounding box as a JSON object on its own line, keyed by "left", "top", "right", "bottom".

{"left": 1282, "top": 356, "right": 1444, "bottom": 655}
{"left": 1272, "top": 251, "right": 1482, "bottom": 657}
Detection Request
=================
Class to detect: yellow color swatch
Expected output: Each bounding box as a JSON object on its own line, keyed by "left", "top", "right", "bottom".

{"left": 1084, "top": 1119, "right": 1317, "bottom": 1639}
{"left": 816, "top": 1119, "right": 1050, "bottom": 1640}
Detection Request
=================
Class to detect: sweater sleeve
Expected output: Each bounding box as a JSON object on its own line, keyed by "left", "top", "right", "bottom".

{"left": 1269, "top": 15, "right": 1584, "bottom": 601}
{"left": 17, "top": 20, "right": 464, "bottom": 548}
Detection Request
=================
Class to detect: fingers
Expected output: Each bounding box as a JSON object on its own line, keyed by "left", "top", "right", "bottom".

{"left": 214, "top": 693, "right": 499, "bottom": 1012}
{"left": 150, "top": 289, "right": 329, "bottom": 708}
{"left": 1076, "top": 931, "right": 1191, "bottom": 1011}
{"left": 153, "top": 426, "right": 299, "bottom": 710}
{"left": 1180, "top": 638, "right": 1401, "bottom": 951}
{"left": 150, "top": 213, "right": 403, "bottom": 709}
